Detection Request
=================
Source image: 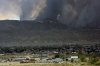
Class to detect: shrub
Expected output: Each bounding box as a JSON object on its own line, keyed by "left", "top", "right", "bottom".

{"left": 94, "top": 60, "right": 100, "bottom": 65}
{"left": 90, "top": 58, "right": 98, "bottom": 64}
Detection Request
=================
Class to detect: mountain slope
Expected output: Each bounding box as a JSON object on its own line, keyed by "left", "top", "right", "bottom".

{"left": 0, "top": 20, "right": 100, "bottom": 46}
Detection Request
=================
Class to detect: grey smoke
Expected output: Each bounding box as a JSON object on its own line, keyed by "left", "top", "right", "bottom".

{"left": 37, "top": 0, "right": 100, "bottom": 28}
{"left": 37, "top": 0, "right": 63, "bottom": 21}
{"left": 0, "top": 0, "right": 100, "bottom": 28}
{"left": 20, "top": 0, "right": 34, "bottom": 20}
{"left": 60, "top": 0, "right": 100, "bottom": 28}
{"left": 76, "top": 0, "right": 100, "bottom": 28}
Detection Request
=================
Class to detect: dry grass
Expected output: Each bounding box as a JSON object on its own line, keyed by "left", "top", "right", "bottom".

{"left": 0, "top": 62, "right": 72, "bottom": 66}
{"left": 0, "top": 62, "right": 94, "bottom": 66}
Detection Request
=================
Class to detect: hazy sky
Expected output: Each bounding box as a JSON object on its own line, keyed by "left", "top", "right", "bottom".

{"left": 0, "top": 0, "right": 20, "bottom": 20}
{"left": 0, "top": 0, "right": 46, "bottom": 20}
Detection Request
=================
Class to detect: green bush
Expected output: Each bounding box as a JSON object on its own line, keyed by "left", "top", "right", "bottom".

{"left": 90, "top": 58, "right": 98, "bottom": 64}
{"left": 80, "top": 56, "right": 86, "bottom": 62}
{"left": 55, "top": 54, "right": 60, "bottom": 58}
{"left": 79, "top": 55, "right": 87, "bottom": 62}
{"left": 94, "top": 60, "right": 100, "bottom": 65}
{"left": 54, "top": 54, "right": 65, "bottom": 58}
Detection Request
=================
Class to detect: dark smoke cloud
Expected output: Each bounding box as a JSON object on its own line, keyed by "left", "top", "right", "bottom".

{"left": 60, "top": 0, "right": 100, "bottom": 28}
{"left": 76, "top": 0, "right": 100, "bottom": 28}
{"left": 37, "top": 0, "right": 100, "bottom": 28}
{"left": 37, "top": 0, "right": 63, "bottom": 21}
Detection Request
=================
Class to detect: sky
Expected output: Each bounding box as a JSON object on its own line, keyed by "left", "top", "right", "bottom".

{"left": 0, "top": 0, "right": 46, "bottom": 20}
{"left": 0, "top": 0, "right": 20, "bottom": 20}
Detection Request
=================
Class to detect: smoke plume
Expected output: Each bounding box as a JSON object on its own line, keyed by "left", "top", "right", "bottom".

{"left": 20, "top": 0, "right": 46, "bottom": 20}
{"left": 20, "top": 0, "right": 35, "bottom": 20}
{"left": 0, "top": 0, "right": 100, "bottom": 28}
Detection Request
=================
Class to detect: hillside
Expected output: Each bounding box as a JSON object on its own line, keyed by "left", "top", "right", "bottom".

{"left": 0, "top": 20, "right": 100, "bottom": 46}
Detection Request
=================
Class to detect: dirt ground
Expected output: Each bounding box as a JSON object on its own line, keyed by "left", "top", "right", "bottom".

{"left": 0, "top": 62, "right": 94, "bottom": 66}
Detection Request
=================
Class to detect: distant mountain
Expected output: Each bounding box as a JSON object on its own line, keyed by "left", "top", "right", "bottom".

{"left": 0, "top": 20, "right": 100, "bottom": 47}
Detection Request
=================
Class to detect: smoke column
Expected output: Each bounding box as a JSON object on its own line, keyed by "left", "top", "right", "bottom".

{"left": 20, "top": 0, "right": 38, "bottom": 20}
{"left": 20, "top": 0, "right": 34, "bottom": 20}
